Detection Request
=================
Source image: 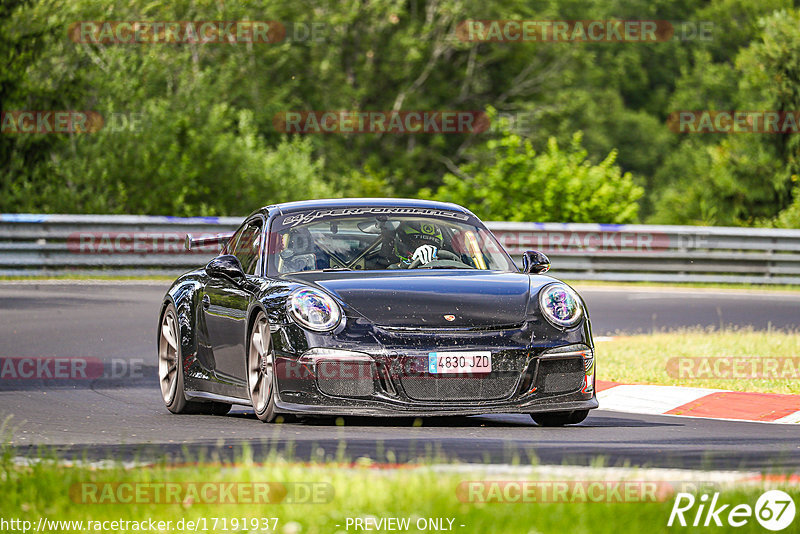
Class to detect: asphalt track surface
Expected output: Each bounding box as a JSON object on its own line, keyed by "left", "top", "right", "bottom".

{"left": 1, "top": 282, "right": 799, "bottom": 470}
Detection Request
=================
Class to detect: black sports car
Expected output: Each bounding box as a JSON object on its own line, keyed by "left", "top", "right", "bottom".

{"left": 158, "top": 198, "right": 597, "bottom": 426}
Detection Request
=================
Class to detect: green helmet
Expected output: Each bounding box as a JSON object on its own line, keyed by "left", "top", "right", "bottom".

{"left": 394, "top": 221, "right": 444, "bottom": 262}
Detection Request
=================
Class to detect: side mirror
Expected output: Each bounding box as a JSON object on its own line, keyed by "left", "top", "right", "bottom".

{"left": 205, "top": 255, "right": 246, "bottom": 284}
{"left": 521, "top": 250, "right": 551, "bottom": 274}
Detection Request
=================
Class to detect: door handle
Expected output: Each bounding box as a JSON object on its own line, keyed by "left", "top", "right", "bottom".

{"left": 202, "top": 295, "right": 210, "bottom": 309}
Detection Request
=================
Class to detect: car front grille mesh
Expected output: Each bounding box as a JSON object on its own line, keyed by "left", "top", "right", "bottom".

{"left": 316, "top": 361, "right": 376, "bottom": 397}
{"left": 399, "top": 373, "right": 519, "bottom": 401}
{"left": 538, "top": 358, "right": 585, "bottom": 394}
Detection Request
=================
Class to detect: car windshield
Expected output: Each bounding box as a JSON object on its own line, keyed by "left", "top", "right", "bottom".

{"left": 268, "top": 208, "right": 517, "bottom": 274}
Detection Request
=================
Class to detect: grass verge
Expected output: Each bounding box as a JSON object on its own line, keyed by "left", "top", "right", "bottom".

{"left": 598, "top": 328, "right": 800, "bottom": 394}
{"left": 1, "top": 451, "right": 798, "bottom": 534}
{"left": 567, "top": 280, "right": 800, "bottom": 293}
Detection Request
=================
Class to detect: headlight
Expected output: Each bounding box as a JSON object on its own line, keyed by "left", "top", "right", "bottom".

{"left": 287, "top": 288, "right": 342, "bottom": 332}
{"left": 539, "top": 283, "right": 583, "bottom": 328}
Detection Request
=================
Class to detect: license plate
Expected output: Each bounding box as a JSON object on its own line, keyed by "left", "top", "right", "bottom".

{"left": 428, "top": 351, "right": 492, "bottom": 374}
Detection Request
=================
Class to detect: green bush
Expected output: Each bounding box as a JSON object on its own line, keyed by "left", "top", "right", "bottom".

{"left": 3, "top": 101, "right": 333, "bottom": 216}
{"left": 425, "top": 130, "right": 643, "bottom": 223}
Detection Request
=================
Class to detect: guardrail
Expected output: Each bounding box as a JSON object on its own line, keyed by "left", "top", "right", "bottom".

{"left": 1, "top": 214, "right": 800, "bottom": 284}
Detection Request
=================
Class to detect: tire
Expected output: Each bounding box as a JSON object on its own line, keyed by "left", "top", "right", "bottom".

{"left": 247, "top": 311, "right": 278, "bottom": 423}
{"left": 531, "top": 409, "right": 589, "bottom": 427}
{"left": 158, "top": 302, "right": 207, "bottom": 414}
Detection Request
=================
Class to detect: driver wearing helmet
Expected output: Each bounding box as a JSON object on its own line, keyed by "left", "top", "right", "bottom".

{"left": 391, "top": 221, "right": 444, "bottom": 268}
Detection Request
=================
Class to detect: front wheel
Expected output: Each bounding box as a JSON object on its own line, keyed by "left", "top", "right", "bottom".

{"left": 248, "top": 312, "right": 278, "bottom": 423}
{"left": 159, "top": 302, "right": 206, "bottom": 414}
{"left": 531, "top": 409, "right": 589, "bottom": 427}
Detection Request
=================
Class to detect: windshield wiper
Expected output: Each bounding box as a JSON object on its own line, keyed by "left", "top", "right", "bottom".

{"left": 321, "top": 267, "right": 353, "bottom": 272}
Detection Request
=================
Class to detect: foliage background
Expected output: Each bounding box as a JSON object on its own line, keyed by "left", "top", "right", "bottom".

{"left": 1, "top": 0, "right": 798, "bottom": 226}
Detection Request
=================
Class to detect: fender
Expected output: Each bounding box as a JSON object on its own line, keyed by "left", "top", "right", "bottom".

{"left": 163, "top": 271, "right": 210, "bottom": 383}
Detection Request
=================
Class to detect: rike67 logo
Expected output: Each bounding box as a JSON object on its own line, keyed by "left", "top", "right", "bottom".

{"left": 668, "top": 490, "right": 796, "bottom": 531}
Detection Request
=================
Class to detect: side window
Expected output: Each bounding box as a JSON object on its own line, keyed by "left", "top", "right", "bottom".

{"left": 222, "top": 225, "right": 244, "bottom": 256}
{"left": 231, "top": 219, "right": 263, "bottom": 275}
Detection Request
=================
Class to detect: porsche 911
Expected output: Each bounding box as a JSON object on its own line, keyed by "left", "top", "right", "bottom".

{"left": 158, "top": 198, "right": 597, "bottom": 426}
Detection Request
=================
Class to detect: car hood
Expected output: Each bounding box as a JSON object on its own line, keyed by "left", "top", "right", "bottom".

{"left": 288, "top": 270, "right": 536, "bottom": 328}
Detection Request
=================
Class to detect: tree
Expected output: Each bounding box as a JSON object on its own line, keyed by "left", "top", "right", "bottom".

{"left": 424, "top": 129, "right": 642, "bottom": 223}
{"left": 650, "top": 8, "right": 800, "bottom": 226}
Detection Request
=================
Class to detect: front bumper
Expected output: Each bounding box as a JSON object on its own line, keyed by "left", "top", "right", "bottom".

{"left": 274, "top": 397, "right": 599, "bottom": 417}
{"left": 271, "top": 344, "right": 597, "bottom": 416}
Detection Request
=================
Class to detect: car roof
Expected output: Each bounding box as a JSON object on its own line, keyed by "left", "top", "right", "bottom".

{"left": 256, "top": 198, "right": 471, "bottom": 217}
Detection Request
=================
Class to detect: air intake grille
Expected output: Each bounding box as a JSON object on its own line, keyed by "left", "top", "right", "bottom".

{"left": 400, "top": 373, "right": 519, "bottom": 401}
{"left": 538, "top": 358, "right": 584, "bottom": 394}
{"left": 316, "top": 362, "right": 375, "bottom": 397}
